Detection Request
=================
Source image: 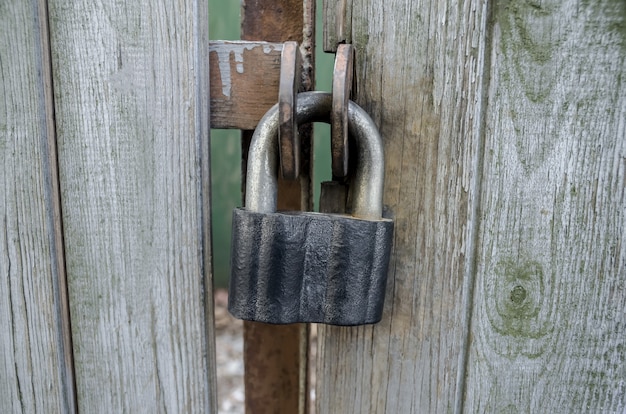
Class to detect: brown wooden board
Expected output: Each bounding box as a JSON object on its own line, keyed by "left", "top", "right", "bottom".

{"left": 210, "top": 41, "right": 284, "bottom": 130}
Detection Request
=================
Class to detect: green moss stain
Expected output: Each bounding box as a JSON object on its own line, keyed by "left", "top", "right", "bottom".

{"left": 500, "top": 404, "right": 519, "bottom": 414}
{"left": 351, "top": 16, "right": 370, "bottom": 49}
{"left": 496, "top": 0, "right": 555, "bottom": 62}
{"left": 487, "top": 257, "right": 552, "bottom": 342}
{"left": 602, "top": 0, "right": 626, "bottom": 50}
{"left": 494, "top": 0, "right": 565, "bottom": 103}
{"left": 615, "top": 2, "right": 626, "bottom": 39}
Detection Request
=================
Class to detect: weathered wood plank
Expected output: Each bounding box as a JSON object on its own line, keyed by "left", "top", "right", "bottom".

{"left": 0, "top": 1, "right": 75, "bottom": 412}
{"left": 210, "top": 41, "right": 284, "bottom": 130}
{"left": 47, "top": 0, "right": 216, "bottom": 411}
{"left": 316, "top": 0, "right": 488, "bottom": 412}
{"left": 464, "top": 1, "right": 626, "bottom": 411}
{"left": 322, "top": 0, "right": 353, "bottom": 52}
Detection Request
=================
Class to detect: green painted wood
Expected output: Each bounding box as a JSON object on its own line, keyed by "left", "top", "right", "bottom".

{"left": 0, "top": 1, "right": 75, "bottom": 412}
{"left": 47, "top": 0, "right": 217, "bottom": 411}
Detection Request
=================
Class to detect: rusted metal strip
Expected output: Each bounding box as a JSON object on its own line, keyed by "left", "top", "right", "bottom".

{"left": 331, "top": 44, "right": 354, "bottom": 178}
{"left": 243, "top": 322, "right": 307, "bottom": 414}
{"left": 241, "top": 0, "right": 304, "bottom": 43}
{"left": 319, "top": 181, "right": 348, "bottom": 214}
{"left": 240, "top": 0, "right": 315, "bottom": 413}
{"left": 279, "top": 42, "right": 303, "bottom": 180}
{"left": 209, "top": 41, "right": 283, "bottom": 130}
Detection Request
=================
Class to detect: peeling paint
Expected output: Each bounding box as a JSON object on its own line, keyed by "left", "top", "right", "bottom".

{"left": 215, "top": 47, "right": 233, "bottom": 97}
{"left": 234, "top": 51, "right": 244, "bottom": 74}
{"left": 215, "top": 42, "right": 280, "bottom": 97}
{"left": 262, "top": 44, "right": 277, "bottom": 54}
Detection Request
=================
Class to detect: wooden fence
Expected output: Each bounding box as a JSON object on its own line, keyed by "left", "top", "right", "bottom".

{"left": 2, "top": 0, "right": 216, "bottom": 412}
{"left": 317, "top": 0, "right": 625, "bottom": 412}
{"left": 1, "top": 0, "right": 624, "bottom": 412}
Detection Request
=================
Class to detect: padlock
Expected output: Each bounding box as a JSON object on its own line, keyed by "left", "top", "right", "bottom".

{"left": 228, "top": 91, "right": 393, "bottom": 326}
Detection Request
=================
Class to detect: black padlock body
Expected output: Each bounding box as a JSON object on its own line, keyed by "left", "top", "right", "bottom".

{"left": 228, "top": 208, "right": 394, "bottom": 325}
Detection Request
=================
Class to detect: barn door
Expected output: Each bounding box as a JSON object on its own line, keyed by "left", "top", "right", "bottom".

{"left": 1, "top": 1, "right": 217, "bottom": 412}
{"left": 318, "top": 0, "right": 625, "bottom": 412}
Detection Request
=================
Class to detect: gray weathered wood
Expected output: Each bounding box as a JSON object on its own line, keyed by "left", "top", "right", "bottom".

{"left": 322, "top": 0, "right": 352, "bottom": 52}
{"left": 0, "top": 1, "right": 75, "bottom": 412}
{"left": 464, "top": 1, "right": 626, "bottom": 411}
{"left": 317, "top": 0, "right": 488, "bottom": 412}
{"left": 47, "top": 0, "right": 217, "bottom": 411}
{"left": 318, "top": 0, "right": 625, "bottom": 412}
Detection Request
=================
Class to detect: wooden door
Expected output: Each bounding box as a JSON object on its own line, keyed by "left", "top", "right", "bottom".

{"left": 1, "top": 1, "right": 217, "bottom": 412}
{"left": 318, "top": 0, "right": 625, "bottom": 412}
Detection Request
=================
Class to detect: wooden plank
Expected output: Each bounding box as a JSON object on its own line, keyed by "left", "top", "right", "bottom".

{"left": 0, "top": 1, "right": 76, "bottom": 412}
{"left": 322, "top": 0, "right": 353, "bottom": 52}
{"left": 47, "top": 0, "right": 217, "bottom": 411}
{"left": 242, "top": 0, "right": 306, "bottom": 43}
{"left": 316, "top": 0, "right": 489, "bottom": 412}
{"left": 239, "top": 0, "right": 315, "bottom": 413}
{"left": 464, "top": 1, "right": 626, "bottom": 411}
{"left": 210, "top": 41, "right": 284, "bottom": 130}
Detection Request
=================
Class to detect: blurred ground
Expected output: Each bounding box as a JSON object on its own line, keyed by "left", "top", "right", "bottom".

{"left": 214, "top": 289, "right": 244, "bottom": 413}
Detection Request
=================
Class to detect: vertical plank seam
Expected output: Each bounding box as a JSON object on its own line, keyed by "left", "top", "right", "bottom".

{"left": 34, "top": 0, "right": 78, "bottom": 412}
{"left": 194, "top": 0, "right": 218, "bottom": 411}
{"left": 374, "top": 4, "right": 401, "bottom": 412}
{"left": 5, "top": 225, "right": 24, "bottom": 412}
{"left": 454, "top": 1, "right": 494, "bottom": 413}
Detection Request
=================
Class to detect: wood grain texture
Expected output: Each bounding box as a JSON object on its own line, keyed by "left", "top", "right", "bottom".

{"left": 322, "top": 0, "right": 353, "bottom": 52}
{"left": 0, "top": 1, "right": 75, "bottom": 412}
{"left": 210, "top": 41, "right": 283, "bottom": 130}
{"left": 464, "top": 1, "right": 626, "bottom": 412}
{"left": 47, "top": 0, "right": 216, "bottom": 411}
{"left": 316, "top": 0, "right": 489, "bottom": 412}
{"left": 318, "top": 0, "right": 625, "bottom": 412}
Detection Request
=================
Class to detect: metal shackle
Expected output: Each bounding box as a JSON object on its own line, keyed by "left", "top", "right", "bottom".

{"left": 246, "top": 91, "right": 385, "bottom": 220}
